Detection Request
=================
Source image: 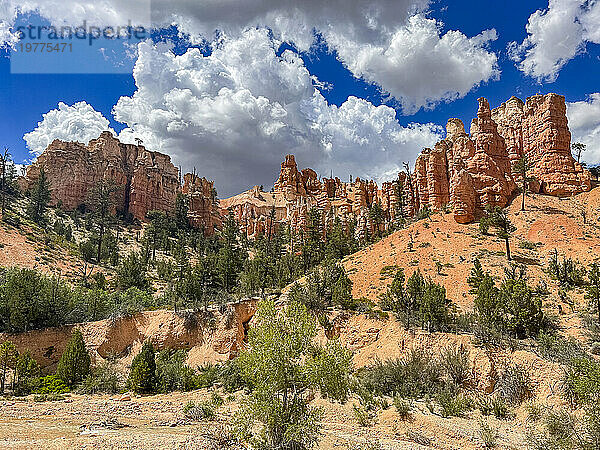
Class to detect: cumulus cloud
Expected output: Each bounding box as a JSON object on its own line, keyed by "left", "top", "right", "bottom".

{"left": 109, "top": 31, "right": 442, "bottom": 196}
{"left": 23, "top": 101, "right": 113, "bottom": 157}
{"left": 329, "top": 15, "right": 499, "bottom": 113}
{"left": 509, "top": 0, "right": 600, "bottom": 82}
{"left": 2, "top": 0, "right": 499, "bottom": 112}
{"left": 567, "top": 93, "right": 600, "bottom": 164}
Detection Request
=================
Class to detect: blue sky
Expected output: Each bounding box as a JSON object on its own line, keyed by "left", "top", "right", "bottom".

{"left": 1, "top": 0, "right": 599, "bottom": 195}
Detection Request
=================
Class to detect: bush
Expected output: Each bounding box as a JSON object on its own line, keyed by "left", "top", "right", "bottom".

{"left": 184, "top": 399, "right": 217, "bottom": 421}
{"left": 358, "top": 348, "right": 443, "bottom": 399}
{"left": 497, "top": 364, "right": 533, "bottom": 406}
{"left": 393, "top": 397, "right": 412, "bottom": 420}
{"left": 35, "top": 375, "right": 69, "bottom": 394}
{"left": 353, "top": 404, "right": 374, "bottom": 427}
{"left": 436, "top": 387, "right": 473, "bottom": 417}
{"left": 111, "top": 287, "right": 155, "bottom": 319}
{"left": 127, "top": 341, "right": 157, "bottom": 394}
{"left": 116, "top": 252, "right": 149, "bottom": 291}
{"left": 234, "top": 299, "right": 351, "bottom": 450}
{"left": 33, "top": 393, "right": 66, "bottom": 402}
{"left": 479, "top": 395, "right": 511, "bottom": 419}
{"left": 155, "top": 349, "right": 197, "bottom": 393}
{"left": 440, "top": 344, "right": 471, "bottom": 387}
{"left": 548, "top": 250, "right": 586, "bottom": 287}
{"left": 478, "top": 419, "right": 498, "bottom": 449}
{"left": 14, "top": 351, "right": 41, "bottom": 395}
{"left": 56, "top": 329, "right": 91, "bottom": 387}
{"left": 78, "top": 359, "right": 123, "bottom": 394}
{"left": 536, "top": 331, "right": 587, "bottom": 365}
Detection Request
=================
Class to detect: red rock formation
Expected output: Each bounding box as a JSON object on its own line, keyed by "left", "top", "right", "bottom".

{"left": 412, "top": 94, "right": 589, "bottom": 223}
{"left": 181, "top": 174, "right": 221, "bottom": 234}
{"left": 21, "top": 132, "right": 179, "bottom": 221}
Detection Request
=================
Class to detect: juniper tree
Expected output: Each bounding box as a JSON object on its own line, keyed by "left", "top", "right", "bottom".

{"left": 483, "top": 206, "right": 516, "bottom": 261}
{"left": 56, "top": 329, "right": 91, "bottom": 386}
{"left": 127, "top": 340, "right": 157, "bottom": 394}
{"left": 586, "top": 263, "right": 600, "bottom": 324}
{"left": 26, "top": 168, "right": 51, "bottom": 224}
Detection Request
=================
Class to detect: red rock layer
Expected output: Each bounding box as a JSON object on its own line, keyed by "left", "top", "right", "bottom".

{"left": 21, "top": 132, "right": 179, "bottom": 221}
{"left": 181, "top": 174, "right": 222, "bottom": 235}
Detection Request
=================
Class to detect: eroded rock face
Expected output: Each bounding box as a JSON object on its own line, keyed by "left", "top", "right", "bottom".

{"left": 181, "top": 174, "right": 222, "bottom": 235}
{"left": 21, "top": 132, "right": 179, "bottom": 221}
{"left": 411, "top": 94, "right": 589, "bottom": 223}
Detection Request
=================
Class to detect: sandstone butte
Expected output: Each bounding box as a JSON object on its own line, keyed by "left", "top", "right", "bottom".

{"left": 21, "top": 93, "right": 590, "bottom": 235}
{"left": 20, "top": 131, "right": 220, "bottom": 233}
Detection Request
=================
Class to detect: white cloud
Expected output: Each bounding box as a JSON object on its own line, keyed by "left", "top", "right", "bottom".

{"left": 109, "top": 31, "right": 442, "bottom": 196}
{"left": 567, "top": 93, "right": 600, "bottom": 164}
{"left": 23, "top": 101, "right": 113, "bottom": 157}
{"left": 327, "top": 15, "right": 499, "bottom": 113}
{"left": 1, "top": 0, "right": 500, "bottom": 112}
{"left": 509, "top": 0, "right": 600, "bottom": 82}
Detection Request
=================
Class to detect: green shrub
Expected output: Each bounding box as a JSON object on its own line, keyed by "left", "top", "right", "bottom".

{"left": 14, "top": 351, "right": 41, "bottom": 396}
{"left": 358, "top": 348, "right": 443, "bottom": 398}
{"left": 116, "top": 252, "right": 149, "bottom": 291}
{"left": 440, "top": 344, "right": 471, "bottom": 387}
{"left": 548, "top": 250, "right": 586, "bottom": 287}
{"left": 184, "top": 399, "right": 217, "bottom": 421}
{"left": 479, "top": 396, "right": 511, "bottom": 419}
{"left": 56, "top": 329, "right": 91, "bottom": 387}
{"left": 35, "top": 375, "right": 69, "bottom": 394}
{"left": 127, "top": 341, "right": 157, "bottom": 394}
{"left": 78, "top": 359, "right": 123, "bottom": 394}
{"left": 478, "top": 419, "right": 498, "bottom": 449}
{"left": 155, "top": 349, "right": 197, "bottom": 393}
{"left": 33, "top": 393, "right": 66, "bottom": 402}
{"left": 436, "top": 388, "right": 474, "bottom": 417}
{"left": 536, "top": 331, "right": 587, "bottom": 365}
{"left": 497, "top": 364, "right": 533, "bottom": 406}
{"left": 353, "top": 404, "right": 374, "bottom": 427}
{"left": 393, "top": 397, "right": 412, "bottom": 420}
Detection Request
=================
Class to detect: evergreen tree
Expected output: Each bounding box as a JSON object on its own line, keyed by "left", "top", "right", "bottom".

{"left": 26, "top": 168, "right": 51, "bottom": 224}
{"left": 88, "top": 180, "right": 121, "bottom": 264}
{"left": 368, "top": 202, "right": 385, "bottom": 238}
{"left": 174, "top": 192, "right": 189, "bottom": 230}
{"left": 586, "top": 263, "right": 600, "bottom": 324}
{"left": 116, "top": 252, "right": 149, "bottom": 291}
{"left": 56, "top": 329, "right": 91, "bottom": 386}
{"left": 0, "top": 341, "right": 18, "bottom": 393}
{"left": 483, "top": 206, "right": 516, "bottom": 261}
{"left": 0, "top": 148, "right": 16, "bottom": 217}
{"left": 127, "top": 340, "right": 157, "bottom": 394}
{"left": 217, "top": 210, "right": 245, "bottom": 293}
{"left": 235, "top": 299, "right": 351, "bottom": 449}
{"left": 14, "top": 351, "right": 40, "bottom": 395}
{"left": 146, "top": 210, "right": 169, "bottom": 260}
{"left": 514, "top": 154, "right": 533, "bottom": 211}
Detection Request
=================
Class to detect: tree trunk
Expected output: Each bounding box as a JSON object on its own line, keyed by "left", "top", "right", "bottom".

{"left": 505, "top": 237, "right": 511, "bottom": 261}
{"left": 97, "top": 225, "right": 104, "bottom": 264}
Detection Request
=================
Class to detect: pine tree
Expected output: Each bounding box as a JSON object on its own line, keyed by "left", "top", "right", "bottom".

{"left": 56, "top": 329, "right": 91, "bottom": 386}
{"left": 586, "top": 263, "right": 600, "bottom": 324}
{"left": 514, "top": 154, "right": 533, "bottom": 211}
{"left": 174, "top": 192, "right": 189, "bottom": 230}
{"left": 26, "top": 168, "right": 51, "bottom": 224}
{"left": 127, "top": 340, "right": 157, "bottom": 394}
{"left": 88, "top": 180, "right": 121, "bottom": 264}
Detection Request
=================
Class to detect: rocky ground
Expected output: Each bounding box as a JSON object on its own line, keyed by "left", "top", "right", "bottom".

{"left": 0, "top": 388, "right": 534, "bottom": 450}
{"left": 2, "top": 187, "right": 600, "bottom": 449}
